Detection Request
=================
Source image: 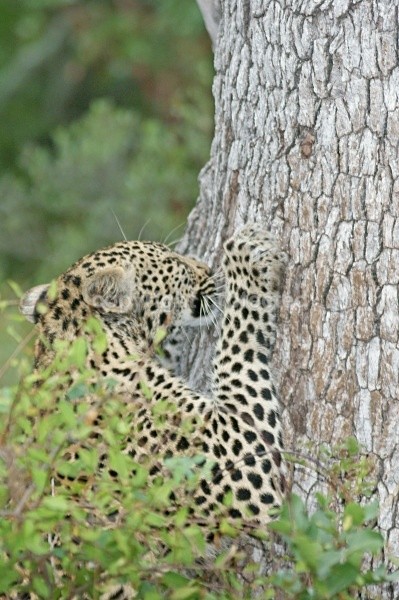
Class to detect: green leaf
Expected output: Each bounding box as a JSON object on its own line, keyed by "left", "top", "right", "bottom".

{"left": 131, "top": 464, "right": 148, "bottom": 488}
{"left": 324, "top": 562, "right": 359, "bottom": 595}
{"left": 161, "top": 571, "right": 190, "bottom": 589}
{"left": 144, "top": 512, "right": 167, "bottom": 528}
{"left": 27, "top": 447, "right": 50, "bottom": 464}
{"left": 183, "top": 526, "right": 206, "bottom": 553}
{"left": 139, "top": 583, "right": 162, "bottom": 600}
{"left": 85, "top": 316, "right": 108, "bottom": 355}
{"left": 68, "top": 337, "right": 88, "bottom": 369}
{"left": 153, "top": 327, "right": 167, "bottom": 347}
{"left": 108, "top": 449, "right": 129, "bottom": 480}
{"left": 25, "top": 533, "right": 49, "bottom": 555}
{"left": 345, "top": 436, "right": 360, "bottom": 456}
{"left": 0, "top": 565, "right": 20, "bottom": 594}
{"left": 66, "top": 382, "right": 90, "bottom": 400}
{"left": 343, "top": 503, "right": 365, "bottom": 530}
{"left": 32, "top": 576, "right": 50, "bottom": 598}
{"left": 140, "top": 381, "right": 153, "bottom": 400}
{"left": 222, "top": 489, "right": 233, "bottom": 507}
{"left": 316, "top": 549, "right": 344, "bottom": 579}
{"left": 363, "top": 501, "right": 380, "bottom": 522}
{"left": 345, "top": 529, "right": 383, "bottom": 555}
{"left": 174, "top": 507, "right": 189, "bottom": 527}
{"left": 31, "top": 468, "right": 48, "bottom": 495}
{"left": 171, "top": 587, "right": 197, "bottom": 600}
{"left": 41, "top": 495, "right": 69, "bottom": 512}
{"left": 287, "top": 493, "right": 309, "bottom": 531}
{"left": 219, "top": 519, "right": 238, "bottom": 537}
{"left": 343, "top": 501, "right": 379, "bottom": 529}
{"left": 47, "top": 280, "right": 58, "bottom": 301}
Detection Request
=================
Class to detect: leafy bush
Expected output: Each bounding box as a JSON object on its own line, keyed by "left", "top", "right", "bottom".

{"left": 269, "top": 493, "right": 388, "bottom": 599}
{"left": 0, "top": 309, "right": 396, "bottom": 599}
{"left": 0, "top": 324, "right": 212, "bottom": 598}
{"left": 266, "top": 438, "right": 398, "bottom": 599}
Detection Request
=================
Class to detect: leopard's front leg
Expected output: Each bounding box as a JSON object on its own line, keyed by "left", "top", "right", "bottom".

{"left": 204, "top": 225, "right": 286, "bottom": 521}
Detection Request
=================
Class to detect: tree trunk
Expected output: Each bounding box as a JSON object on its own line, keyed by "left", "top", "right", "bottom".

{"left": 182, "top": 1, "right": 399, "bottom": 596}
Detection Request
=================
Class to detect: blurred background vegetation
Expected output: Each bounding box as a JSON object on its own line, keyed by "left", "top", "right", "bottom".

{"left": 0, "top": 0, "right": 213, "bottom": 383}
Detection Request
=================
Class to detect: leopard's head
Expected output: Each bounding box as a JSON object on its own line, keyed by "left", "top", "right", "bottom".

{"left": 20, "top": 241, "right": 217, "bottom": 366}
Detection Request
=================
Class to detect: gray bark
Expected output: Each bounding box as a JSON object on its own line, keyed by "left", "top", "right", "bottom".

{"left": 180, "top": 0, "right": 399, "bottom": 596}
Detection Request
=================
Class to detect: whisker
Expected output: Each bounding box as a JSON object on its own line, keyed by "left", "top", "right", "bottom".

{"left": 200, "top": 297, "right": 210, "bottom": 331}
{"left": 183, "top": 327, "right": 199, "bottom": 354}
{"left": 208, "top": 282, "right": 224, "bottom": 293}
{"left": 207, "top": 270, "right": 224, "bottom": 282}
{"left": 208, "top": 306, "right": 219, "bottom": 330}
{"left": 209, "top": 285, "right": 224, "bottom": 294}
{"left": 0, "top": 329, "right": 36, "bottom": 381}
{"left": 180, "top": 326, "right": 192, "bottom": 346}
{"left": 138, "top": 218, "right": 151, "bottom": 241}
{"left": 209, "top": 266, "right": 223, "bottom": 275}
{"left": 163, "top": 222, "right": 185, "bottom": 245}
{"left": 111, "top": 209, "right": 128, "bottom": 241}
{"left": 211, "top": 308, "right": 221, "bottom": 330}
{"left": 206, "top": 295, "right": 223, "bottom": 314}
{"left": 210, "top": 274, "right": 224, "bottom": 282}
{"left": 166, "top": 237, "right": 183, "bottom": 248}
{"left": 202, "top": 296, "right": 220, "bottom": 331}
{"left": 202, "top": 296, "right": 212, "bottom": 317}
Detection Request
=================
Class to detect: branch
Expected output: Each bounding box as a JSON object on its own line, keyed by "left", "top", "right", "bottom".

{"left": 196, "top": 0, "right": 222, "bottom": 48}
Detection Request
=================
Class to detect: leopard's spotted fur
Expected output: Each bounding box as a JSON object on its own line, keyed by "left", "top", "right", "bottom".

{"left": 18, "top": 224, "right": 286, "bottom": 597}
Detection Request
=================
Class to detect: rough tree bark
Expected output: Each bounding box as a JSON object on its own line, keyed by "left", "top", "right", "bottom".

{"left": 181, "top": 0, "right": 399, "bottom": 596}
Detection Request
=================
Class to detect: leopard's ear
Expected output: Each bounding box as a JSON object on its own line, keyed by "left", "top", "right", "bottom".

{"left": 82, "top": 266, "right": 134, "bottom": 314}
{"left": 20, "top": 284, "right": 50, "bottom": 323}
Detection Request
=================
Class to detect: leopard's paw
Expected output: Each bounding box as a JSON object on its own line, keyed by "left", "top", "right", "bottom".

{"left": 224, "top": 224, "right": 287, "bottom": 292}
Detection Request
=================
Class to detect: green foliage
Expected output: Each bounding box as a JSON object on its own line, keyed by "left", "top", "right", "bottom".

{"left": 0, "top": 323, "right": 396, "bottom": 598}
{"left": 0, "top": 334, "right": 213, "bottom": 598}
{"left": 269, "top": 495, "right": 389, "bottom": 599}
{"left": 266, "top": 438, "right": 398, "bottom": 599}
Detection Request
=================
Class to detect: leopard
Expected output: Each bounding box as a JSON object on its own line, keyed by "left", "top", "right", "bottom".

{"left": 17, "top": 223, "right": 286, "bottom": 595}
